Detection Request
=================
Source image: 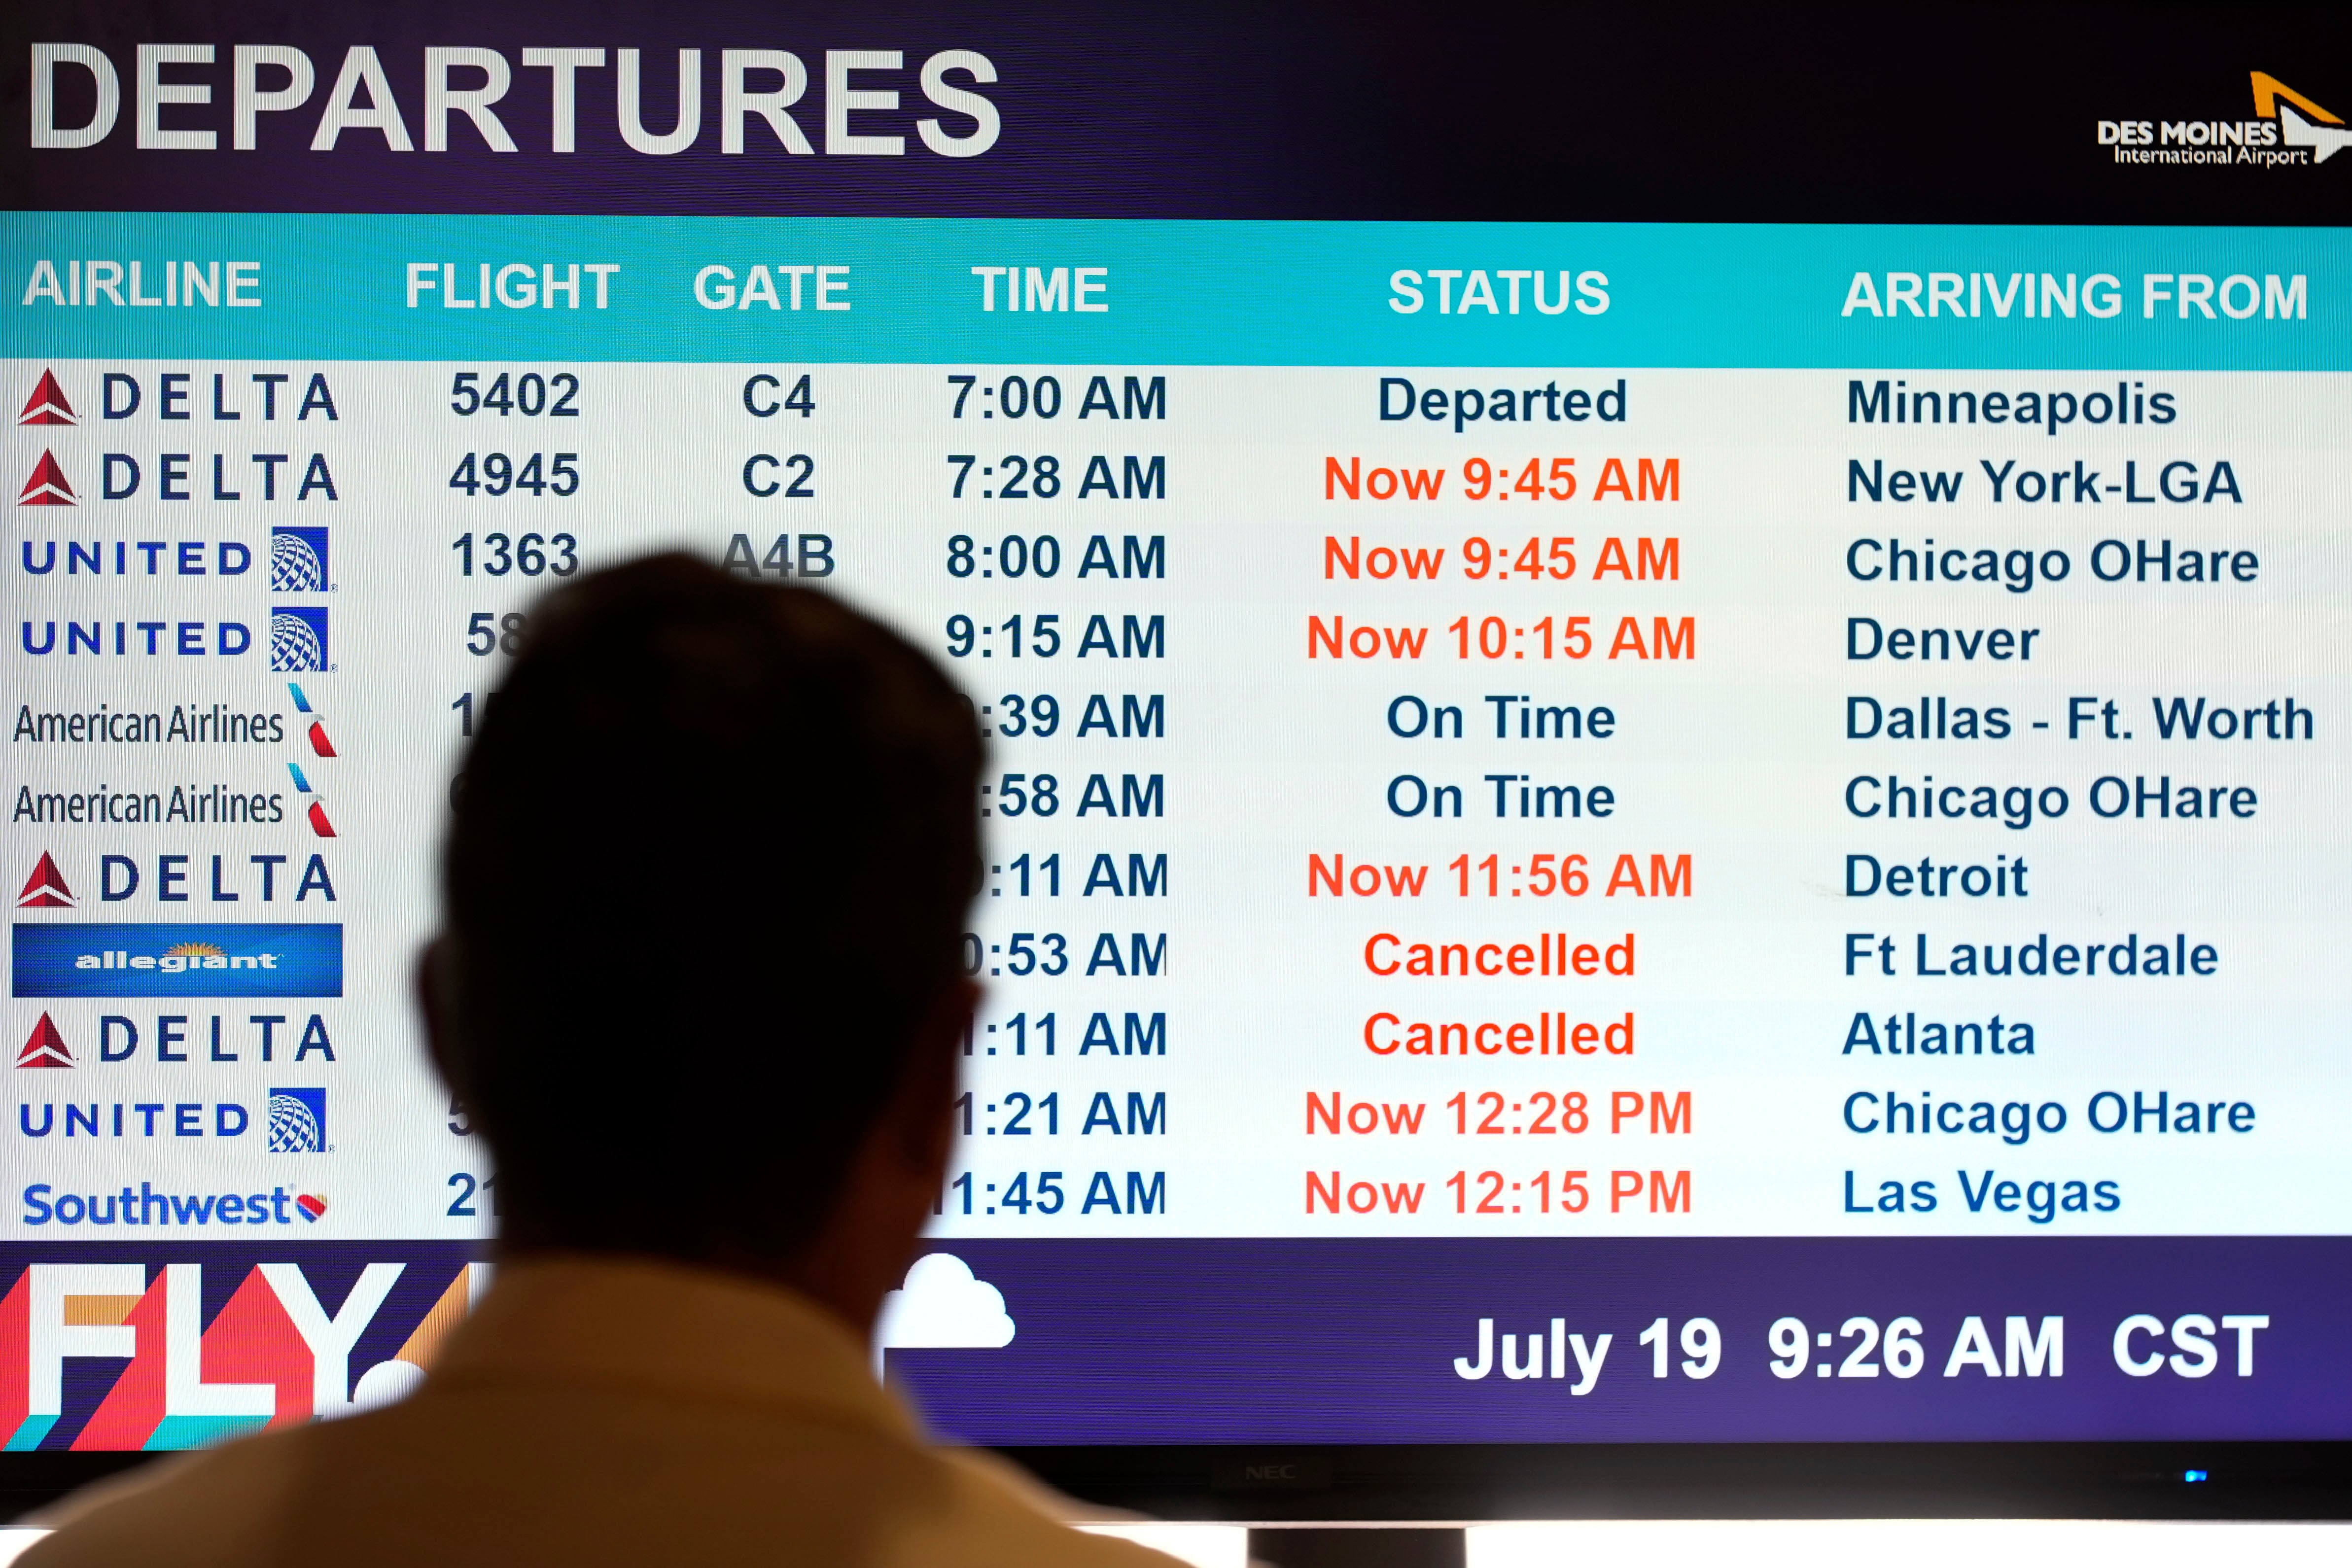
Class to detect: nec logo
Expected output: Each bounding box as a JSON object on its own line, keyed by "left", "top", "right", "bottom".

{"left": 28, "top": 44, "right": 1001, "bottom": 159}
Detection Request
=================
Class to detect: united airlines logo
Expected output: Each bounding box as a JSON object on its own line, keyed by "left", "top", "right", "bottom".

{"left": 267, "top": 1087, "right": 327, "bottom": 1152}
{"left": 270, "top": 528, "right": 331, "bottom": 593}
{"left": 269, "top": 607, "right": 329, "bottom": 672}
{"left": 11, "top": 922, "right": 343, "bottom": 998}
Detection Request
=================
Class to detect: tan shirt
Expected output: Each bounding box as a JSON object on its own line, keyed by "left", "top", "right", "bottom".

{"left": 24, "top": 1256, "right": 1176, "bottom": 1568}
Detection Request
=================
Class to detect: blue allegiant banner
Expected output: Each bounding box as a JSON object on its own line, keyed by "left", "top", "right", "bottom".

{"left": 12, "top": 923, "right": 344, "bottom": 998}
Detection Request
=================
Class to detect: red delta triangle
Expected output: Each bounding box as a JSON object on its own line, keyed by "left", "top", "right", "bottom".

{"left": 18, "top": 851, "right": 74, "bottom": 908}
{"left": 19, "top": 370, "right": 75, "bottom": 425}
{"left": 18, "top": 450, "right": 75, "bottom": 506}
{"left": 17, "top": 1013, "right": 73, "bottom": 1068}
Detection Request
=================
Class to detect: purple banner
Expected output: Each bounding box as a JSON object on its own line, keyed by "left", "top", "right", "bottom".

{"left": 5, "top": 2, "right": 2347, "bottom": 222}
{"left": 889, "top": 1237, "right": 2352, "bottom": 1445}
{"left": 3, "top": 1237, "right": 2347, "bottom": 1449}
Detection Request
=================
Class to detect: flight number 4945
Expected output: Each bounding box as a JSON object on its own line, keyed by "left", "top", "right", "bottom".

{"left": 450, "top": 452, "right": 580, "bottom": 497}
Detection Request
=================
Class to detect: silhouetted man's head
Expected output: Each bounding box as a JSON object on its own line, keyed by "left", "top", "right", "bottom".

{"left": 429, "top": 556, "right": 981, "bottom": 1278}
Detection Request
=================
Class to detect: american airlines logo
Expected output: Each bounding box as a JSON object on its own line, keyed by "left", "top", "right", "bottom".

{"left": 28, "top": 43, "right": 1001, "bottom": 158}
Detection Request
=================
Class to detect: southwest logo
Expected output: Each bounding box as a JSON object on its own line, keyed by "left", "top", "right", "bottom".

{"left": 296, "top": 1192, "right": 327, "bottom": 1220}
{"left": 19, "top": 452, "right": 74, "bottom": 507}
{"left": 19, "top": 371, "right": 75, "bottom": 426}
{"left": 267, "top": 1088, "right": 326, "bottom": 1153}
{"left": 288, "top": 685, "right": 336, "bottom": 758}
{"left": 286, "top": 765, "right": 336, "bottom": 838}
{"left": 11, "top": 923, "right": 343, "bottom": 999}
{"left": 269, "top": 528, "right": 329, "bottom": 593}
{"left": 269, "top": 607, "right": 328, "bottom": 672}
{"left": 2253, "top": 72, "right": 2349, "bottom": 163}
{"left": 16, "top": 1014, "right": 73, "bottom": 1068}
{"left": 17, "top": 853, "right": 73, "bottom": 909}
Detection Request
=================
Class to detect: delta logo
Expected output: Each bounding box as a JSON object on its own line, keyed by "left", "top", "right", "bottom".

{"left": 11, "top": 922, "right": 343, "bottom": 999}
{"left": 0, "top": 1252, "right": 489, "bottom": 1450}
{"left": 2101, "top": 71, "right": 2352, "bottom": 167}
{"left": 11, "top": 851, "right": 336, "bottom": 910}
{"left": 269, "top": 607, "right": 328, "bottom": 672}
{"left": 269, "top": 528, "right": 329, "bottom": 593}
{"left": 18, "top": 452, "right": 74, "bottom": 507}
{"left": 10, "top": 1009, "right": 338, "bottom": 1070}
{"left": 15, "top": 1014, "right": 72, "bottom": 1068}
{"left": 19, "top": 371, "right": 75, "bottom": 426}
{"left": 16, "top": 853, "right": 73, "bottom": 910}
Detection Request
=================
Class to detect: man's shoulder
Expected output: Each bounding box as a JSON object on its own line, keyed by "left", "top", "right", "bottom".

{"left": 21, "top": 1423, "right": 314, "bottom": 1568}
{"left": 21, "top": 1402, "right": 1181, "bottom": 1568}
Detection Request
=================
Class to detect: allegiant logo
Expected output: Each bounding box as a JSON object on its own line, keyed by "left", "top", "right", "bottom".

{"left": 11, "top": 923, "right": 342, "bottom": 998}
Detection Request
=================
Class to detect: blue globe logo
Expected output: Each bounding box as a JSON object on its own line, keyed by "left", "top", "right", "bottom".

{"left": 268, "top": 1091, "right": 325, "bottom": 1152}
{"left": 271, "top": 531, "right": 326, "bottom": 592}
{"left": 271, "top": 612, "right": 325, "bottom": 671}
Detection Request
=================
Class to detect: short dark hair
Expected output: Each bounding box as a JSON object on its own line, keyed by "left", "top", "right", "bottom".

{"left": 440, "top": 555, "right": 981, "bottom": 1259}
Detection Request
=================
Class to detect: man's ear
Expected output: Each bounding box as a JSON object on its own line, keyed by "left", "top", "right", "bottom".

{"left": 415, "top": 935, "right": 469, "bottom": 1103}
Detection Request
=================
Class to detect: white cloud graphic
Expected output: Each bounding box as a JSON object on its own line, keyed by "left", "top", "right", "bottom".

{"left": 873, "top": 1253, "right": 1016, "bottom": 1379}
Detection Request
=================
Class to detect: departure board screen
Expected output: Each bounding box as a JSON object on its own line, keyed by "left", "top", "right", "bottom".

{"left": 3, "top": 3, "right": 2350, "bottom": 1457}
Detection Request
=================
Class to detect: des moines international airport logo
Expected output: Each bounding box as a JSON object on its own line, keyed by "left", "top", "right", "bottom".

{"left": 2100, "top": 70, "right": 2351, "bottom": 167}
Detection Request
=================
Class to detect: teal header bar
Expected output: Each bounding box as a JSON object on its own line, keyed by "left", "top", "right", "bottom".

{"left": 3, "top": 214, "right": 2345, "bottom": 369}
